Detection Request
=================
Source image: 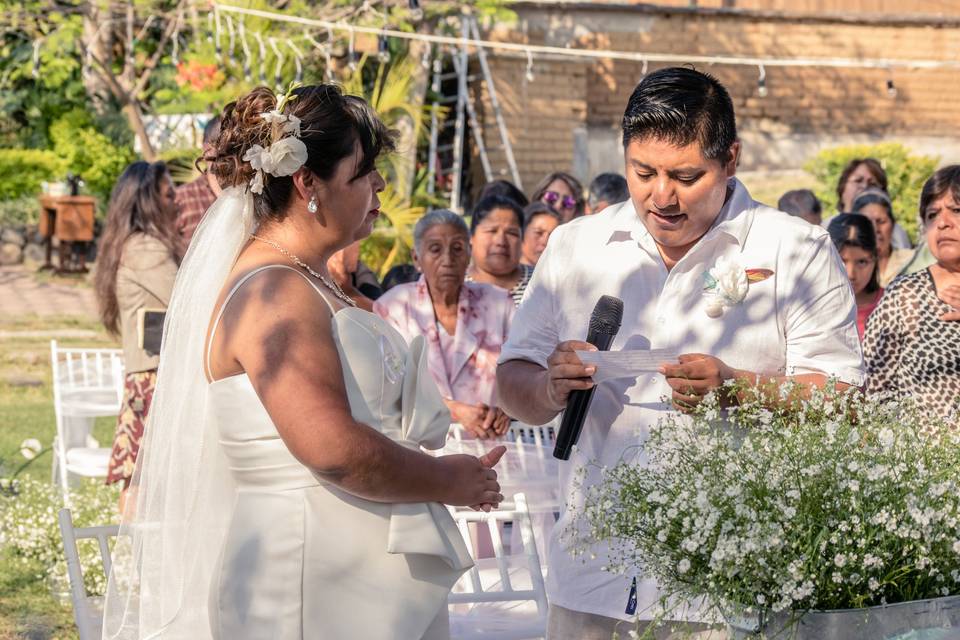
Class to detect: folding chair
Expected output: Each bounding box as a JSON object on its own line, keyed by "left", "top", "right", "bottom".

{"left": 50, "top": 340, "right": 124, "bottom": 498}
{"left": 58, "top": 508, "right": 120, "bottom": 640}
{"left": 448, "top": 493, "right": 548, "bottom": 640}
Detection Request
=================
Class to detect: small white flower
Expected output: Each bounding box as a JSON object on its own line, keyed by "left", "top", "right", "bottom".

{"left": 249, "top": 170, "right": 265, "bottom": 195}
{"left": 878, "top": 427, "right": 895, "bottom": 450}
{"left": 282, "top": 114, "right": 302, "bottom": 136}
{"left": 677, "top": 558, "right": 691, "bottom": 574}
{"left": 260, "top": 109, "right": 288, "bottom": 125}
{"left": 243, "top": 144, "right": 270, "bottom": 171}
{"left": 20, "top": 438, "right": 42, "bottom": 460}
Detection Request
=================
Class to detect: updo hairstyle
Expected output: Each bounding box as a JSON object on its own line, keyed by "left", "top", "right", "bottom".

{"left": 210, "top": 84, "right": 396, "bottom": 223}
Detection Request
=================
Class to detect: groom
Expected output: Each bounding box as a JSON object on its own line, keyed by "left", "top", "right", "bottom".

{"left": 496, "top": 67, "right": 865, "bottom": 639}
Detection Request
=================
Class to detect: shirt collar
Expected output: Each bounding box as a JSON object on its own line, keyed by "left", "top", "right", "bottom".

{"left": 605, "top": 177, "right": 756, "bottom": 250}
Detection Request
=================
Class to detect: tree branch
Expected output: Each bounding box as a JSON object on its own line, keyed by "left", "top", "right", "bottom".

{"left": 76, "top": 37, "right": 129, "bottom": 102}
{"left": 131, "top": 0, "right": 187, "bottom": 98}
{"left": 123, "top": 0, "right": 135, "bottom": 84}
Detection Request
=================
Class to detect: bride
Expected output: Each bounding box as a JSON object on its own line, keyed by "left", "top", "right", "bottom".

{"left": 102, "top": 84, "right": 506, "bottom": 640}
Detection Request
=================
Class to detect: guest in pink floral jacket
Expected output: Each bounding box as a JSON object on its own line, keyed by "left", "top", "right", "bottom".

{"left": 374, "top": 210, "right": 515, "bottom": 439}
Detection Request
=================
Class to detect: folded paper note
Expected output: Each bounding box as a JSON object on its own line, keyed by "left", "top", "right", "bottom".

{"left": 576, "top": 348, "right": 680, "bottom": 383}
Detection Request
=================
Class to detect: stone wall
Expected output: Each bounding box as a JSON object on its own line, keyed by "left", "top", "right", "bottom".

{"left": 470, "top": 2, "right": 960, "bottom": 192}
{"left": 0, "top": 225, "right": 45, "bottom": 266}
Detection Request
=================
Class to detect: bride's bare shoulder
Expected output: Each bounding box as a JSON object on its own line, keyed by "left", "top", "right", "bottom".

{"left": 206, "top": 247, "right": 336, "bottom": 380}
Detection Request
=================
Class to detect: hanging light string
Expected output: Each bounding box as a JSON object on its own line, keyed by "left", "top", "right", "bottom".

{"left": 212, "top": 2, "right": 960, "bottom": 72}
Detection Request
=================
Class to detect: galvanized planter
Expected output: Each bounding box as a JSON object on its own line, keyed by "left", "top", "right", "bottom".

{"left": 726, "top": 595, "right": 960, "bottom": 639}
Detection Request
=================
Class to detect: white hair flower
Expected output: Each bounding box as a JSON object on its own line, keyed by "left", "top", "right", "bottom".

{"left": 243, "top": 109, "right": 307, "bottom": 193}
{"left": 244, "top": 85, "right": 307, "bottom": 194}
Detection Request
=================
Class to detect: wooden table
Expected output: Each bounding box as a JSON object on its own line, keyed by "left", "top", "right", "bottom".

{"left": 38, "top": 195, "right": 97, "bottom": 273}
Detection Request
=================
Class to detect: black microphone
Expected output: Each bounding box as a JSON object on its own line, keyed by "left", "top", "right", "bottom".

{"left": 553, "top": 295, "right": 624, "bottom": 460}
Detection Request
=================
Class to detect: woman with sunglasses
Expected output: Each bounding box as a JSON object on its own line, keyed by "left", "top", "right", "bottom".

{"left": 530, "top": 171, "right": 585, "bottom": 223}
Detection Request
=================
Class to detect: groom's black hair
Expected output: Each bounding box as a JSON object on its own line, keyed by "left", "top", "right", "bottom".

{"left": 621, "top": 66, "right": 737, "bottom": 163}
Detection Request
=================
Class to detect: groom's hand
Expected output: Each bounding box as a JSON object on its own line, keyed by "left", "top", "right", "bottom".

{"left": 660, "top": 353, "right": 736, "bottom": 412}
{"left": 544, "top": 341, "right": 598, "bottom": 411}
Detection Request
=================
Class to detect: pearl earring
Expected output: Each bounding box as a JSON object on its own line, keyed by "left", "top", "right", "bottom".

{"left": 307, "top": 196, "right": 318, "bottom": 214}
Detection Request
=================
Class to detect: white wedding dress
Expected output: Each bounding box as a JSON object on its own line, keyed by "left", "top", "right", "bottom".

{"left": 204, "top": 265, "right": 473, "bottom": 639}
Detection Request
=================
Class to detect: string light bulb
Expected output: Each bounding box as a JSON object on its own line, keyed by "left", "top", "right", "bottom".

{"left": 377, "top": 34, "right": 391, "bottom": 63}
{"left": 420, "top": 43, "right": 432, "bottom": 70}
{"left": 347, "top": 27, "right": 358, "bottom": 72}
{"left": 757, "top": 64, "right": 768, "bottom": 97}
{"left": 525, "top": 50, "right": 535, "bottom": 83}
{"left": 886, "top": 71, "right": 897, "bottom": 99}
{"left": 408, "top": 0, "right": 423, "bottom": 22}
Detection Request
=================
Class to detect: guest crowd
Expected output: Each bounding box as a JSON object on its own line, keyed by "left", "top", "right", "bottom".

{"left": 93, "top": 112, "right": 960, "bottom": 494}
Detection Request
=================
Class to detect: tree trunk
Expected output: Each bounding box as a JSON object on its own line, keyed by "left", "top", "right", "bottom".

{"left": 394, "top": 40, "right": 431, "bottom": 200}
{"left": 81, "top": 3, "right": 113, "bottom": 115}
{"left": 123, "top": 101, "right": 157, "bottom": 161}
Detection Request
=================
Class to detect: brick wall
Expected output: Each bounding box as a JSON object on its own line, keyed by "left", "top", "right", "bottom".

{"left": 470, "top": 2, "right": 960, "bottom": 190}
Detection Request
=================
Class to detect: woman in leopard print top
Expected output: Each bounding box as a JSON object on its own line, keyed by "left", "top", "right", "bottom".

{"left": 863, "top": 166, "right": 960, "bottom": 421}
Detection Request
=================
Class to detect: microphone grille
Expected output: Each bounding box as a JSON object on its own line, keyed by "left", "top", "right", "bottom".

{"left": 589, "top": 295, "right": 624, "bottom": 334}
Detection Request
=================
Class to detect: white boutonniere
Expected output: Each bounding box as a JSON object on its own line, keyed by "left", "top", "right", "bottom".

{"left": 702, "top": 256, "right": 773, "bottom": 318}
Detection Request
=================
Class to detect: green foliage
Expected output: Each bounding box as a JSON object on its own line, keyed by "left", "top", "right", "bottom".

{"left": 361, "top": 183, "right": 422, "bottom": 278}
{"left": 49, "top": 110, "right": 137, "bottom": 206}
{"left": 805, "top": 143, "right": 940, "bottom": 242}
{"left": 0, "top": 197, "right": 41, "bottom": 226}
{"left": 0, "top": 148, "right": 64, "bottom": 200}
{"left": 0, "top": 16, "right": 87, "bottom": 148}
{"left": 160, "top": 146, "right": 202, "bottom": 185}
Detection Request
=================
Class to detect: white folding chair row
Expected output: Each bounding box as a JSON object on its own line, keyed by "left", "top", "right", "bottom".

{"left": 50, "top": 340, "right": 124, "bottom": 498}
{"left": 448, "top": 493, "right": 548, "bottom": 640}
{"left": 58, "top": 508, "right": 120, "bottom": 640}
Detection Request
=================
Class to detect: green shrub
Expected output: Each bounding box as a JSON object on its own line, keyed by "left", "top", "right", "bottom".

{"left": 0, "top": 197, "right": 41, "bottom": 226}
{"left": 360, "top": 228, "right": 412, "bottom": 277}
{"left": 805, "top": 143, "right": 939, "bottom": 243}
{"left": 0, "top": 148, "right": 65, "bottom": 200}
{"left": 49, "top": 110, "right": 136, "bottom": 207}
{"left": 160, "top": 146, "right": 202, "bottom": 185}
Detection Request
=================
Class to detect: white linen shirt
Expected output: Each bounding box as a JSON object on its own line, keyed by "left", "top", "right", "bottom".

{"left": 499, "top": 178, "right": 864, "bottom": 622}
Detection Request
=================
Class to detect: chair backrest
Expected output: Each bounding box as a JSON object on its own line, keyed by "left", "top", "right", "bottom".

{"left": 446, "top": 423, "right": 559, "bottom": 492}
{"left": 50, "top": 340, "right": 125, "bottom": 412}
{"left": 448, "top": 493, "right": 548, "bottom": 617}
{"left": 58, "top": 508, "right": 120, "bottom": 640}
{"left": 50, "top": 340, "right": 124, "bottom": 495}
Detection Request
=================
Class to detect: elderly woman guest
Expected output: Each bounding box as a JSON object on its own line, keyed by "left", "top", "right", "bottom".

{"left": 864, "top": 165, "right": 960, "bottom": 422}
{"left": 530, "top": 171, "right": 585, "bottom": 222}
{"left": 520, "top": 202, "right": 560, "bottom": 268}
{"left": 375, "top": 210, "right": 515, "bottom": 439}
{"left": 466, "top": 194, "right": 533, "bottom": 306}
{"left": 836, "top": 157, "right": 911, "bottom": 249}
{"left": 827, "top": 214, "right": 883, "bottom": 340}
{"left": 852, "top": 188, "right": 913, "bottom": 286}
{"left": 93, "top": 161, "right": 179, "bottom": 501}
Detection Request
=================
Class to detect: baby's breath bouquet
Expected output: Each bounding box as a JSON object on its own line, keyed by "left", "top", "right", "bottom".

{"left": 575, "top": 384, "right": 960, "bottom": 638}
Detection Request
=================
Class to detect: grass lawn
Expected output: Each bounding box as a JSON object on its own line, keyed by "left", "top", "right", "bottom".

{"left": 0, "top": 315, "right": 119, "bottom": 640}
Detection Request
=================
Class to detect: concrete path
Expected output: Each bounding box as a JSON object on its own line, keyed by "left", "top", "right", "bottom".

{"left": 0, "top": 265, "right": 99, "bottom": 319}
